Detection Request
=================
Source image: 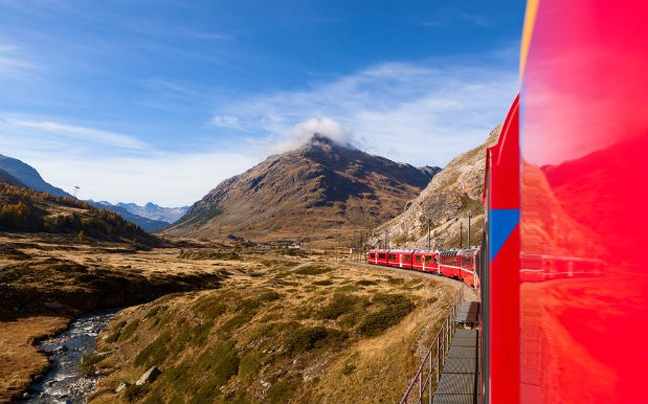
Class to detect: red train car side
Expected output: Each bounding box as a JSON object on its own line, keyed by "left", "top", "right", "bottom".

{"left": 412, "top": 250, "right": 439, "bottom": 274}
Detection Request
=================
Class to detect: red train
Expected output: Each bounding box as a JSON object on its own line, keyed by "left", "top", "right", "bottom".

{"left": 367, "top": 248, "right": 481, "bottom": 287}
{"left": 370, "top": 1, "right": 648, "bottom": 403}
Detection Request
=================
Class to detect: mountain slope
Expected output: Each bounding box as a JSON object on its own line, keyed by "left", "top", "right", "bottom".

{"left": 0, "top": 154, "right": 72, "bottom": 198}
{"left": 0, "top": 180, "right": 159, "bottom": 246}
{"left": 165, "top": 134, "right": 439, "bottom": 242}
{"left": 116, "top": 202, "right": 188, "bottom": 224}
{"left": 377, "top": 126, "right": 501, "bottom": 249}
{"left": 0, "top": 167, "right": 25, "bottom": 187}
{"left": 89, "top": 201, "right": 171, "bottom": 232}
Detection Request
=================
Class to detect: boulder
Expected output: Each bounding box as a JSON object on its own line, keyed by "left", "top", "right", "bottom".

{"left": 116, "top": 381, "right": 129, "bottom": 393}
{"left": 136, "top": 366, "right": 161, "bottom": 386}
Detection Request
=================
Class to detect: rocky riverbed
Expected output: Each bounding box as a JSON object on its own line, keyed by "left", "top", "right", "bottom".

{"left": 19, "top": 310, "right": 118, "bottom": 404}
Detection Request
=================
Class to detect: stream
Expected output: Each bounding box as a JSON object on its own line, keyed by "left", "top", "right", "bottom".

{"left": 19, "top": 309, "right": 118, "bottom": 404}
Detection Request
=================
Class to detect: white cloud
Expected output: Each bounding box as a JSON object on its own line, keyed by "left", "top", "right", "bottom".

{"left": 0, "top": 42, "right": 38, "bottom": 79}
{"left": 269, "top": 117, "right": 353, "bottom": 153}
{"left": 210, "top": 115, "right": 242, "bottom": 130}
{"left": 2, "top": 118, "right": 149, "bottom": 150}
{"left": 0, "top": 58, "right": 518, "bottom": 206}
{"left": 2, "top": 148, "right": 259, "bottom": 206}
{"left": 210, "top": 60, "right": 518, "bottom": 167}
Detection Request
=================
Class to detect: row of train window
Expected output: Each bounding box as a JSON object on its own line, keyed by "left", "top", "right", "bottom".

{"left": 368, "top": 253, "right": 438, "bottom": 264}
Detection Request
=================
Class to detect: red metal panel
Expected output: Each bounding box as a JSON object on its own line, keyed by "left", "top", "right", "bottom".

{"left": 486, "top": 94, "right": 520, "bottom": 404}
{"left": 520, "top": 1, "right": 648, "bottom": 403}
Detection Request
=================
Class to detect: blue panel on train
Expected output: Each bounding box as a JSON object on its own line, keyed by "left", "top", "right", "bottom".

{"left": 489, "top": 209, "right": 519, "bottom": 260}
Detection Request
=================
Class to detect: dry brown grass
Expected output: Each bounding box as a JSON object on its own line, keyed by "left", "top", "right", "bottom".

{"left": 89, "top": 260, "right": 456, "bottom": 404}
{"left": 0, "top": 232, "right": 458, "bottom": 403}
{"left": 0, "top": 316, "right": 69, "bottom": 403}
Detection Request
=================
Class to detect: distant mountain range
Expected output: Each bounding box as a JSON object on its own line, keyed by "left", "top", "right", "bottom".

{"left": 87, "top": 201, "right": 171, "bottom": 232}
{"left": 165, "top": 133, "right": 440, "bottom": 242}
{"left": 116, "top": 202, "right": 188, "bottom": 224}
{"left": 86, "top": 201, "right": 188, "bottom": 232}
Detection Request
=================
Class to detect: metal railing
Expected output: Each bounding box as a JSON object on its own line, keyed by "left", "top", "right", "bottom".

{"left": 399, "top": 286, "right": 466, "bottom": 404}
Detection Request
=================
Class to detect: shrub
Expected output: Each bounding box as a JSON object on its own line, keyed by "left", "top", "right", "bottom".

{"left": 284, "top": 326, "right": 347, "bottom": 355}
{"left": 318, "top": 294, "right": 361, "bottom": 320}
{"left": 357, "top": 295, "right": 416, "bottom": 337}
{"left": 118, "top": 319, "right": 140, "bottom": 342}
{"left": 124, "top": 384, "right": 148, "bottom": 403}
{"left": 356, "top": 279, "right": 378, "bottom": 286}
{"left": 79, "top": 353, "right": 104, "bottom": 376}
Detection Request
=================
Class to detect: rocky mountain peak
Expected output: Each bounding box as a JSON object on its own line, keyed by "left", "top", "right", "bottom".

{"left": 165, "top": 136, "right": 438, "bottom": 242}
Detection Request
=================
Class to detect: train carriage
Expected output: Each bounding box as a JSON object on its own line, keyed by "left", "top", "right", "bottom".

{"left": 412, "top": 250, "right": 439, "bottom": 273}
{"left": 438, "top": 250, "right": 462, "bottom": 279}
{"left": 459, "top": 248, "right": 480, "bottom": 287}
{"left": 367, "top": 249, "right": 387, "bottom": 266}
{"left": 385, "top": 249, "right": 414, "bottom": 270}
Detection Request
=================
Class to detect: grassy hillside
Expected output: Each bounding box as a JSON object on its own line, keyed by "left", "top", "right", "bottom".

{"left": 88, "top": 260, "right": 455, "bottom": 404}
{"left": 0, "top": 233, "right": 228, "bottom": 403}
{"left": 0, "top": 182, "right": 159, "bottom": 246}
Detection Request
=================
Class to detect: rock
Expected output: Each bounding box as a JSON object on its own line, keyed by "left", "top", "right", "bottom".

{"left": 44, "top": 300, "right": 66, "bottom": 309}
{"left": 136, "top": 366, "right": 161, "bottom": 385}
{"left": 116, "top": 381, "right": 129, "bottom": 393}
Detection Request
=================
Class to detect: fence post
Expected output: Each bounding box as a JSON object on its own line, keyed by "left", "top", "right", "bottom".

{"left": 429, "top": 349, "right": 433, "bottom": 404}
{"left": 419, "top": 370, "right": 423, "bottom": 402}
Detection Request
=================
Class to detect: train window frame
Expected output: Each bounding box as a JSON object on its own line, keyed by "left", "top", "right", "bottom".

{"left": 378, "top": 253, "right": 386, "bottom": 259}
{"left": 369, "top": 253, "right": 375, "bottom": 259}
{"left": 388, "top": 254, "right": 396, "bottom": 260}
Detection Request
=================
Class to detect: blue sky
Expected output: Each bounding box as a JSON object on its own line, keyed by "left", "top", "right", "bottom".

{"left": 0, "top": 0, "right": 525, "bottom": 206}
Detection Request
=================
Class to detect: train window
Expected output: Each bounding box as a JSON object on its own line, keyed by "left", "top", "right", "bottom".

{"left": 378, "top": 253, "right": 385, "bottom": 259}
{"left": 415, "top": 256, "right": 422, "bottom": 263}
{"left": 434, "top": 256, "right": 439, "bottom": 264}
{"left": 369, "top": 253, "right": 375, "bottom": 259}
{"left": 404, "top": 255, "right": 411, "bottom": 262}
{"left": 388, "top": 254, "right": 396, "bottom": 260}
{"left": 425, "top": 255, "right": 432, "bottom": 263}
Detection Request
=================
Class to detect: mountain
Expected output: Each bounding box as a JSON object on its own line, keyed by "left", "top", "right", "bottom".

{"left": 0, "top": 154, "right": 73, "bottom": 198}
{"left": 115, "top": 202, "right": 189, "bottom": 224}
{"left": 376, "top": 126, "right": 501, "bottom": 249}
{"left": 88, "top": 201, "right": 171, "bottom": 233}
{"left": 165, "top": 133, "right": 439, "bottom": 242}
{"left": 0, "top": 180, "right": 159, "bottom": 246}
{"left": 0, "top": 167, "right": 25, "bottom": 187}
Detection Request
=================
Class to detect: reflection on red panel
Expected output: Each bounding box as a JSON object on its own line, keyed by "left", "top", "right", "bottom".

{"left": 520, "top": 1, "right": 648, "bottom": 403}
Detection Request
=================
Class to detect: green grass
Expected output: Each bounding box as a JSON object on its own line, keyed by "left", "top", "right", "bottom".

{"left": 118, "top": 319, "right": 140, "bottom": 342}
{"left": 357, "top": 294, "right": 416, "bottom": 337}
{"left": 134, "top": 331, "right": 173, "bottom": 368}
{"left": 284, "top": 326, "right": 348, "bottom": 355}
{"left": 318, "top": 294, "right": 363, "bottom": 320}
{"left": 267, "top": 378, "right": 300, "bottom": 404}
